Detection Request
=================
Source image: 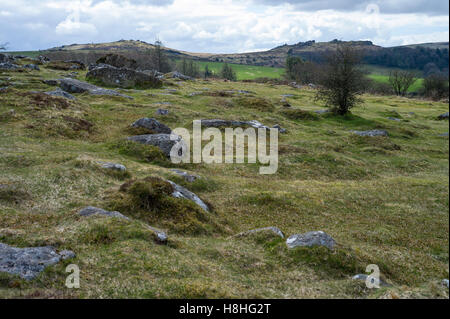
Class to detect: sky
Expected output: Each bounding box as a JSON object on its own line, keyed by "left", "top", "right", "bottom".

{"left": 0, "top": 0, "right": 448, "bottom": 53}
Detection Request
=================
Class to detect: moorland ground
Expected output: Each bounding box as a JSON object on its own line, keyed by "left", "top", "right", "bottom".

{"left": 0, "top": 61, "right": 448, "bottom": 298}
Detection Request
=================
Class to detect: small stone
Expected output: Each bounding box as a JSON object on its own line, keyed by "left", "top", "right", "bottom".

{"left": 168, "top": 180, "right": 209, "bottom": 212}
{"left": 442, "top": 279, "right": 449, "bottom": 288}
{"left": 155, "top": 108, "right": 169, "bottom": 116}
{"left": 314, "top": 109, "right": 330, "bottom": 114}
{"left": 131, "top": 117, "right": 172, "bottom": 134}
{"left": 351, "top": 130, "right": 388, "bottom": 137}
{"left": 59, "top": 250, "right": 76, "bottom": 260}
{"left": 388, "top": 117, "right": 401, "bottom": 121}
{"left": 273, "top": 124, "right": 287, "bottom": 133}
{"left": 78, "top": 206, "right": 129, "bottom": 219}
{"left": 438, "top": 112, "right": 449, "bottom": 120}
{"left": 235, "top": 227, "right": 285, "bottom": 239}
{"left": 170, "top": 169, "right": 199, "bottom": 182}
{"left": 97, "top": 161, "right": 126, "bottom": 171}
{"left": 286, "top": 231, "right": 336, "bottom": 249}
{"left": 45, "top": 87, "right": 76, "bottom": 100}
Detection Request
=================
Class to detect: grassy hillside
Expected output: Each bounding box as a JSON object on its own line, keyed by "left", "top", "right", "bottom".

{"left": 0, "top": 63, "right": 448, "bottom": 298}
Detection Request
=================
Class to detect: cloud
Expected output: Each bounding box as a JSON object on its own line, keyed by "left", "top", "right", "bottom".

{"left": 0, "top": 0, "right": 448, "bottom": 52}
{"left": 251, "top": 0, "right": 449, "bottom": 15}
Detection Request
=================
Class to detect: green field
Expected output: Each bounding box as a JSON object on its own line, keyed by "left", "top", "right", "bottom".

{"left": 0, "top": 62, "right": 448, "bottom": 298}
{"left": 368, "top": 74, "right": 424, "bottom": 93}
{"left": 181, "top": 60, "right": 286, "bottom": 80}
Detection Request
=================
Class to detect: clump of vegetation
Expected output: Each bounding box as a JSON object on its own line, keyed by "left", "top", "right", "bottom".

{"left": 107, "top": 176, "right": 219, "bottom": 234}
{"left": 235, "top": 97, "right": 275, "bottom": 112}
{"left": 315, "top": 45, "right": 365, "bottom": 115}
{"left": 111, "top": 140, "right": 167, "bottom": 164}
{"left": 220, "top": 63, "right": 237, "bottom": 81}
{"left": 0, "top": 183, "right": 31, "bottom": 204}
{"left": 285, "top": 56, "right": 322, "bottom": 84}
{"left": 423, "top": 73, "right": 449, "bottom": 101}
{"left": 178, "top": 59, "right": 200, "bottom": 78}
{"left": 280, "top": 108, "right": 319, "bottom": 120}
{"left": 349, "top": 135, "right": 401, "bottom": 151}
{"left": 18, "top": 91, "right": 71, "bottom": 110}
{"left": 388, "top": 70, "right": 418, "bottom": 96}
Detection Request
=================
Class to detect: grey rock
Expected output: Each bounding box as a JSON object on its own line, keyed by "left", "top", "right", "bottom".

{"left": 86, "top": 64, "right": 162, "bottom": 89}
{"left": 0, "top": 243, "right": 75, "bottom": 280}
{"left": 281, "top": 94, "right": 294, "bottom": 98}
{"left": 97, "top": 161, "right": 126, "bottom": 171}
{"left": 273, "top": 124, "right": 287, "bottom": 134}
{"left": 155, "top": 108, "right": 169, "bottom": 116}
{"left": 59, "top": 250, "right": 76, "bottom": 260}
{"left": 314, "top": 109, "right": 330, "bottom": 114}
{"left": 64, "top": 60, "right": 86, "bottom": 70}
{"left": 286, "top": 231, "right": 336, "bottom": 250}
{"left": 0, "top": 53, "right": 15, "bottom": 63}
{"left": 42, "top": 79, "right": 59, "bottom": 86}
{"left": 45, "top": 87, "right": 76, "bottom": 100}
{"left": 59, "top": 78, "right": 132, "bottom": 99}
{"left": 289, "top": 81, "right": 302, "bottom": 89}
{"left": 388, "top": 117, "right": 401, "bottom": 121}
{"left": 168, "top": 180, "right": 209, "bottom": 212}
{"left": 0, "top": 86, "right": 9, "bottom": 92}
{"left": 235, "top": 227, "right": 285, "bottom": 239}
{"left": 438, "top": 112, "right": 449, "bottom": 120}
{"left": 438, "top": 132, "right": 449, "bottom": 137}
{"left": 188, "top": 92, "right": 202, "bottom": 97}
{"left": 131, "top": 117, "right": 172, "bottom": 134}
{"left": 0, "top": 62, "right": 21, "bottom": 70}
{"left": 442, "top": 279, "right": 449, "bottom": 288}
{"left": 38, "top": 55, "right": 50, "bottom": 63}
{"left": 166, "top": 71, "right": 193, "bottom": 81}
{"left": 145, "top": 225, "right": 168, "bottom": 244}
{"left": 351, "top": 130, "right": 388, "bottom": 137}
{"left": 170, "top": 169, "right": 199, "bottom": 182}
{"left": 352, "top": 274, "right": 390, "bottom": 287}
{"left": 127, "top": 134, "right": 183, "bottom": 157}
{"left": 78, "top": 206, "right": 129, "bottom": 219}
{"left": 24, "top": 64, "right": 40, "bottom": 71}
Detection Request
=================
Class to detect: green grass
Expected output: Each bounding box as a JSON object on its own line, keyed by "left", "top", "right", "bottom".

{"left": 178, "top": 59, "right": 285, "bottom": 80}
{"left": 368, "top": 74, "right": 424, "bottom": 93}
{"left": 0, "top": 62, "right": 448, "bottom": 299}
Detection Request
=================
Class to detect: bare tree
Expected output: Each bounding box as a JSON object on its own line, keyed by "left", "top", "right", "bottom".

{"left": 0, "top": 42, "right": 8, "bottom": 51}
{"left": 149, "top": 40, "right": 171, "bottom": 73}
{"left": 315, "top": 45, "right": 365, "bottom": 115}
{"left": 388, "top": 70, "right": 417, "bottom": 96}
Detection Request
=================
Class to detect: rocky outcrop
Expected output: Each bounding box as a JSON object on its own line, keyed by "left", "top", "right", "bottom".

{"left": 96, "top": 54, "right": 138, "bottom": 70}
{"left": 86, "top": 65, "right": 162, "bottom": 89}
{"left": 286, "top": 231, "right": 336, "bottom": 250}
{"left": 351, "top": 130, "right": 388, "bottom": 137}
{"left": 165, "top": 71, "right": 193, "bottom": 81}
{"left": 24, "top": 64, "right": 40, "bottom": 71}
{"left": 0, "top": 243, "right": 75, "bottom": 280}
{"left": 127, "top": 134, "right": 183, "bottom": 157}
{"left": 131, "top": 118, "right": 171, "bottom": 134}
{"left": 0, "top": 62, "right": 21, "bottom": 70}
{"left": 78, "top": 206, "right": 129, "bottom": 219}
{"left": 59, "top": 78, "right": 132, "bottom": 98}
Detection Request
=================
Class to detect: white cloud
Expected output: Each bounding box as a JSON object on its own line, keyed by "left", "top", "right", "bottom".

{"left": 0, "top": 0, "right": 448, "bottom": 52}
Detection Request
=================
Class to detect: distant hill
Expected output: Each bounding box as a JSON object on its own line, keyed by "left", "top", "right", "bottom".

{"left": 45, "top": 39, "right": 449, "bottom": 72}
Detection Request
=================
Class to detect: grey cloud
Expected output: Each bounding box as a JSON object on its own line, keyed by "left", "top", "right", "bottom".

{"left": 253, "top": 0, "right": 449, "bottom": 15}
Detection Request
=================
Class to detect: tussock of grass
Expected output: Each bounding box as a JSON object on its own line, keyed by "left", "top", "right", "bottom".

{"left": 235, "top": 97, "right": 275, "bottom": 112}
{"left": 281, "top": 108, "right": 319, "bottom": 120}
{"left": 110, "top": 139, "right": 167, "bottom": 164}
{"left": 106, "top": 176, "right": 220, "bottom": 235}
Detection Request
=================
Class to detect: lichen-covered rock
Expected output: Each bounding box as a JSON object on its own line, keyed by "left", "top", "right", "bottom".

{"left": 24, "top": 64, "right": 40, "bottom": 71}
{"left": 155, "top": 108, "right": 169, "bottom": 115}
{"left": 0, "top": 243, "right": 75, "bottom": 280}
{"left": 351, "top": 130, "right": 388, "bottom": 137}
{"left": 0, "top": 62, "right": 21, "bottom": 70}
{"left": 286, "top": 231, "right": 336, "bottom": 249}
{"left": 97, "top": 161, "right": 126, "bottom": 171}
{"left": 45, "top": 87, "right": 75, "bottom": 100}
{"left": 168, "top": 180, "right": 209, "bottom": 212}
{"left": 42, "top": 79, "right": 59, "bottom": 86}
{"left": 127, "top": 134, "right": 183, "bottom": 157}
{"left": 131, "top": 117, "right": 171, "bottom": 134}
{"left": 59, "top": 78, "right": 132, "bottom": 98}
{"left": 86, "top": 65, "right": 162, "bottom": 89}
{"left": 170, "top": 169, "right": 199, "bottom": 182}
{"left": 273, "top": 124, "right": 287, "bottom": 133}
{"left": 78, "top": 206, "right": 129, "bottom": 219}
